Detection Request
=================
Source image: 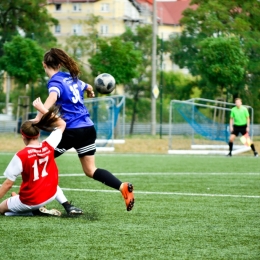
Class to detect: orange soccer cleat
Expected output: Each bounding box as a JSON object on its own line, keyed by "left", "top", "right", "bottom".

{"left": 120, "top": 182, "right": 135, "bottom": 211}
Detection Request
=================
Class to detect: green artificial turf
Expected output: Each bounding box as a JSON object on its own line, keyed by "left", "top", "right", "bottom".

{"left": 0, "top": 154, "right": 259, "bottom": 259}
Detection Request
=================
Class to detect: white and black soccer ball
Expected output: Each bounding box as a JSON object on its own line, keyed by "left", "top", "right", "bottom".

{"left": 94, "top": 73, "right": 116, "bottom": 94}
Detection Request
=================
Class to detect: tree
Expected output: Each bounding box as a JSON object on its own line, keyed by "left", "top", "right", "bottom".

{"left": 0, "top": 36, "right": 45, "bottom": 85}
{"left": 0, "top": 72, "right": 6, "bottom": 113}
{"left": 64, "top": 14, "right": 102, "bottom": 83}
{"left": 0, "top": 0, "right": 57, "bottom": 56}
{"left": 121, "top": 25, "right": 154, "bottom": 134}
{"left": 171, "top": 0, "right": 260, "bottom": 106}
{"left": 163, "top": 71, "right": 196, "bottom": 101}
{"left": 89, "top": 37, "right": 142, "bottom": 84}
{"left": 196, "top": 36, "right": 248, "bottom": 96}
{"left": 0, "top": 35, "right": 47, "bottom": 114}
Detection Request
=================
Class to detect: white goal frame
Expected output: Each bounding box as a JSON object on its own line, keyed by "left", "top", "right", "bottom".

{"left": 168, "top": 98, "right": 254, "bottom": 155}
{"left": 84, "top": 95, "right": 125, "bottom": 152}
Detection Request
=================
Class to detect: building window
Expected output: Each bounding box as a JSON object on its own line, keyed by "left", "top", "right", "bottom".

{"left": 54, "top": 25, "right": 61, "bottom": 34}
{"left": 101, "top": 3, "right": 110, "bottom": 12}
{"left": 55, "top": 4, "right": 61, "bottom": 11}
{"left": 169, "top": 32, "right": 181, "bottom": 39}
{"left": 73, "top": 24, "right": 82, "bottom": 35}
{"left": 73, "top": 3, "right": 81, "bottom": 11}
{"left": 100, "top": 25, "right": 108, "bottom": 35}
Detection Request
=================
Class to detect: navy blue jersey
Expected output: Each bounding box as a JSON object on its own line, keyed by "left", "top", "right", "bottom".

{"left": 47, "top": 72, "right": 94, "bottom": 129}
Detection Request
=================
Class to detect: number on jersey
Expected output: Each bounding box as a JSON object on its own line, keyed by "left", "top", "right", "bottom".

{"left": 32, "top": 156, "right": 49, "bottom": 181}
{"left": 70, "top": 84, "right": 80, "bottom": 103}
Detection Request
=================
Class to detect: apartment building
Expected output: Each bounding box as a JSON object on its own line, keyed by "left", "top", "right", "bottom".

{"left": 46, "top": 0, "right": 151, "bottom": 46}
{"left": 46, "top": 0, "right": 192, "bottom": 72}
{"left": 136, "top": 0, "right": 192, "bottom": 72}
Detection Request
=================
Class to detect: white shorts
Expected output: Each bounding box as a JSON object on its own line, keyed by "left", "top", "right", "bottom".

{"left": 7, "top": 192, "right": 57, "bottom": 213}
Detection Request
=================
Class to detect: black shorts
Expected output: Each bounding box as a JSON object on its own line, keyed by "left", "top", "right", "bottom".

{"left": 231, "top": 125, "right": 247, "bottom": 137}
{"left": 54, "top": 125, "right": 96, "bottom": 158}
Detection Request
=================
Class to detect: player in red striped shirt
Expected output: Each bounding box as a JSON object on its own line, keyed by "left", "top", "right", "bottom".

{"left": 0, "top": 98, "right": 68, "bottom": 216}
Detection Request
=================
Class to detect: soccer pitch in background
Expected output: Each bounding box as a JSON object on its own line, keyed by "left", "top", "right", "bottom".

{"left": 0, "top": 154, "right": 259, "bottom": 260}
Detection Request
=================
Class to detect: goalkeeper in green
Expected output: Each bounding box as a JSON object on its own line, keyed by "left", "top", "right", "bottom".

{"left": 227, "top": 98, "right": 258, "bottom": 157}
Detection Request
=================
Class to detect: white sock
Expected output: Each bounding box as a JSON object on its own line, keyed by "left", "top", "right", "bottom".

{"left": 55, "top": 186, "right": 68, "bottom": 204}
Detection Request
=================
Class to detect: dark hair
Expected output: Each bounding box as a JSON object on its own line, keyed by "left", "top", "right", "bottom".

{"left": 43, "top": 48, "right": 80, "bottom": 79}
{"left": 21, "top": 106, "right": 61, "bottom": 139}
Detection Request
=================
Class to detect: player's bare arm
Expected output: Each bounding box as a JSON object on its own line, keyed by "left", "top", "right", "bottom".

{"left": 229, "top": 118, "right": 233, "bottom": 133}
{"left": 0, "top": 179, "right": 14, "bottom": 200}
{"left": 33, "top": 97, "right": 66, "bottom": 132}
{"left": 86, "top": 84, "right": 95, "bottom": 98}
{"left": 33, "top": 97, "right": 49, "bottom": 115}
{"left": 33, "top": 92, "right": 58, "bottom": 122}
{"left": 246, "top": 117, "right": 250, "bottom": 133}
{"left": 44, "top": 91, "right": 58, "bottom": 108}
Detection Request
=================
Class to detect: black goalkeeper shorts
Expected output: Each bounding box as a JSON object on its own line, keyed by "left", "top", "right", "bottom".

{"left": 231, "top": 125, "right": 247, "bottom": 137}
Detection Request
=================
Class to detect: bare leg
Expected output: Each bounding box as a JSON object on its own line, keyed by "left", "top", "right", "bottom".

{"left": 79, "top": 155, "right": 97, "bottom": 177}
{"left": 229, "top": 134, "right": 236, "bottom": 143}
{"left": 0, "top": 199, "right": 9, "bottom": 214}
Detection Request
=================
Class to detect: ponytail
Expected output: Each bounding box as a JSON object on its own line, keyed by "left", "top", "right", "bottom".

{"left": 44, "top": 48, "right": 80, "bottom": 79}
{"left": 21, "top": 106, "right": 61, "bottom": 139}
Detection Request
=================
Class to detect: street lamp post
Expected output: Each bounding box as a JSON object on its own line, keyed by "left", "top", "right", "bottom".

{"left": 151, "top": 0, "right": 157, "bottom": 135}
{"left": 159, "top": 36, "right": 163, "bottom": 139}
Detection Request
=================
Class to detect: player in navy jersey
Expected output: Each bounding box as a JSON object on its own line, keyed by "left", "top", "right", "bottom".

{"left": 34, "top": 48, "right": 134, "bottom": 211}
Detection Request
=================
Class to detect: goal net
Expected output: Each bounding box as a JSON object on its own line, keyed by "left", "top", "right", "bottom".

{"left": 84, "top": 95, "right": 125, "bottom": 152}
{"left": 168, "top": 98, "right": 254, "bottom": 155}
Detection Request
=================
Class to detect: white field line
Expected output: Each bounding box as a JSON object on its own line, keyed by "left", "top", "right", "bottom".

{"left": 57, "top": 172, "right": 260, "bottom": 176}
{"left": 1, "top": 172, "right": 259, "bottom": 198}
{"left": 1, "top": 152, "right": 258, "bottom": 158}
{"left": 1, "top": 171, "right": 260, "bottom": 179}
{"left": 59, "top": 188, "right": 260, "bottom": 199}
{"left": 1, "top": 185, "right": 259, "bottom": 199}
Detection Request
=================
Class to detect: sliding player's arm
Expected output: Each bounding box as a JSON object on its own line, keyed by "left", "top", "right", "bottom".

{"left": 33, "top": 92, "right": 58, "bottom": 122}
{"left": 33, "top": 97, "right": 66, "bottom": 148}
{"left": 0, "top": 155, "right": 21, "bottom": 200}
{"left": 0, "top": 179, "right": 14, "bottom": 200}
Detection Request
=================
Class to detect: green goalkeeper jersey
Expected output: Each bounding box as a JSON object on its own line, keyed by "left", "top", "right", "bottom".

{"left": 230, "top": 106, "right": 249, "bottom": 126}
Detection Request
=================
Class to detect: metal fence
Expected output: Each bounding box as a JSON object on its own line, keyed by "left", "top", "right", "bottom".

{"left": 2, "top": 121, "right": 260, "bottom": 136}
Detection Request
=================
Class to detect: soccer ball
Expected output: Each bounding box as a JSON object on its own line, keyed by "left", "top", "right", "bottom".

{"left": 94, "top": 73, "right": 116, "bottom": 94}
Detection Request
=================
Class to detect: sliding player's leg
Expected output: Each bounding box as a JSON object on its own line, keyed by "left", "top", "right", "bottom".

{"left": 53, "top": 130, "right": 83, "bottom": 214}
{"left": 0, "top": 199, "right": 9, "bottom": 214}
{"left": 55, "top": 186, "right": 83, "bottom": 215}
{"left": 1, "top": 193, "right": 61, "bottom": 216}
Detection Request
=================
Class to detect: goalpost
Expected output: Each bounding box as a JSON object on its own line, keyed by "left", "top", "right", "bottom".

{"left": 15, "top": 96, "right": 30, "bottom": 135}
{"left": 83, "top": 95, "right": 125, "bottom": 152}
{"left": 168, "top": 98, "right": 254, "bottom": 155}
